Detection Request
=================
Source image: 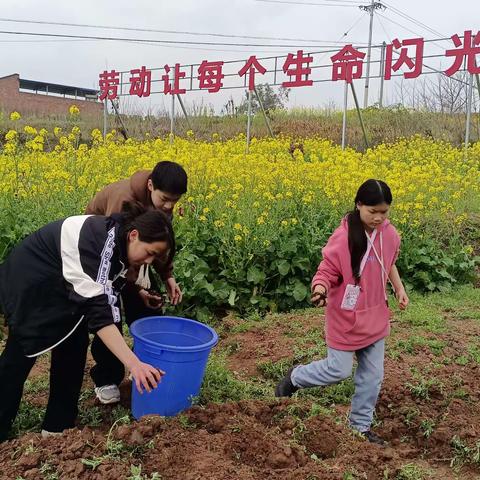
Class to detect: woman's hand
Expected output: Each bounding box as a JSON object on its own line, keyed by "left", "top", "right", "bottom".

{"left": 128, "top": 359, "right": 165, "bottom": 394}
{"left": 311, "top": 284, "right": 327, "bottom": 307}
{"left": 165, "top": 277, "right": 183, "bottom": 306}
{"left": 139, "top": 289, "right": 165, "bottom": 309}
{"left": 96, "top": 324, "right": 165, "bottom": 394}
{"left": 396, "top": 288, "right": 409, "bottom": 310}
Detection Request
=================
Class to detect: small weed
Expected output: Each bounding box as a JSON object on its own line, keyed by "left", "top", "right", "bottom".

{"left": 229, "top": 315, "right": 264, "bottom": 334}
{"left": 400, "top": 406, "right": 420, "bottom": 428}
{"left": 450, "top": 435, "right": 480, "bottom": 469}
{"left": 12, "top": 402, "right": 44, "bottom": 436}
{"left": 395, "top": 336, "right": 446, "bottom": 356}
{"left": 39, "top": 462, "right": 59, "bottom": 480}
{"left": 81, "top": 457, "right": 103, "bottom": 470}
{"left": 454, "top": 355, "right": 469, "bottom": 366}
{"left": 199, "top": 352, "right": 268, "bottom": 403}
{"left": 257, "top": 358, "right": 291, "bottom": 381}
{"left": 78, "top": 387, "right": 95, "bottom": 402}
{"left": 292, "top": 417, "right": 307, "bottom": 441}
{"left": 467, "top": 342, "right": 480, "bottom": 363}
{"left": 128, "top": 464, "right": 162, "bottom": 480}
{"left": 78, "top": 405, "right": 103, "bottom": 427}
{"left": 24, "top": 376, "right": 49, "bottom": 395}
{"left": 396, "top": 298, "right": 445, "bottom": 333}
{"left": 293, "top": 344, "right": 327, "bottom": 364}
{"left": 299, "top": 378, "right": 355, "bottom": 405}
{"left": 105, "top": 414, "right": 130, "bottom": 457}
{"left": 111, "top": 405, "right": 132, "bottom": 424}
{"left": 342, "top": 468, "right": 367, "bottom": 479}
{"left": 178, "top": 414, "right": 197, "bottom": 430}
{"left": 420, "top": 419, "right": 435, "bottom": 439}
{"left": 451, "top": 388, "right": 469, "bottom": 399}
{"left": 223, "top": 341, "right": 241, "bottom": 355}
{"left": 309, "top": 403, "right": 334, "bottom": 418}
{"left": 395, "top": 463, "right": 432, "bottom": 479}
{"left": 406, "top": 373, "right": 442, "bottom": 400}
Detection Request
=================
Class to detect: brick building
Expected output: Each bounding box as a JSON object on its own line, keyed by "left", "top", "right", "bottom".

{"left": 0, "top": 73, "right": 103, "bottom": 117}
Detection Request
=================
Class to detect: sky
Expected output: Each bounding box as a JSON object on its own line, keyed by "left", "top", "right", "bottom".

{"left": 0, "top": 0, "right": 477, "bottom": 114}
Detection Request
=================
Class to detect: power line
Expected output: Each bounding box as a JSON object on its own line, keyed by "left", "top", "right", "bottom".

{"left": 255, "top": 0, "right": 359, "bottom": 7}
{"left": 297, "top": 0, "right": 361, "bottom": 3}
{"left": 374, "top": 12, "right": 420, "bottom": 37}
{"left": 0, "top": 16, "right": 363, "bottom": 45}
{"left": 314, "top": 12, "right": 367, "bottom": 64}
{"left": 381, "top": 2, "right": 445, "bottom": 38}
{"left": 0, "top": 34, "right": 301, "bottom": 53}
{"left": 342, "top": 13, "right": 367, "bottom": 38}
{"left": 375, "top": 12, "right": 446, "bottom": 51}
{"left": 124, "top": 41, "right": 306, "bottom": 55}
{"left": 374, "top": 11, "right": 469, "bottom": 87}
{"left": 0, "top": 30, "right": 351, "bottom": 48}
{"left": 0, "top": 38, "right": 93, "bottom": 43}
{"left": 374, "top": 10, "right": 393, "bottom": 43}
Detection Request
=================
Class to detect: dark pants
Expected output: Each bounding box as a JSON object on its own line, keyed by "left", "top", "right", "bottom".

{"left": 90, "top": 282, "right": 159, "bottom": 388}
{"left": 0, "top": 320, "right": 89, "bottom": 442}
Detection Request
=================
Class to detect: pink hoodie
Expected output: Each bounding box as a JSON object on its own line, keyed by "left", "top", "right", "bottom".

{"left": 312, "top": 217, "right": 401, "bottom": 351}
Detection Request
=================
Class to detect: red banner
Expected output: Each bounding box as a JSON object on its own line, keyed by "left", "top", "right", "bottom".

{"left": 99, "top": 30, "right": 480, "bottom": 100}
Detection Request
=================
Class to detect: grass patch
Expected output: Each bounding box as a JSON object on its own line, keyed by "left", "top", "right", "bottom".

{"left": 395, "top": 463, "right": 433, "bottom": 479}
{"left": 393, "top": 336, "right": 446, "bottom": 356}
{"left": 198, "top": 352, "right": 269, "bottom": 404}
{"left": 23, "top": 375, "right": 49, "bottom": 395}
{"left": 11, "top": 402, "right": 44, "bottom": 437}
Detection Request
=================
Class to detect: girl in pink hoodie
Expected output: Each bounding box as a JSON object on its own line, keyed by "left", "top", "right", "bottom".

{"left": 275, "top": 179, "right": 408, "bottom": 445}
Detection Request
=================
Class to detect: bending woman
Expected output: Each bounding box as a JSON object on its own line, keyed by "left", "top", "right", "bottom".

{"left": 0, "top": 201, "right": 174, "bottom": 441}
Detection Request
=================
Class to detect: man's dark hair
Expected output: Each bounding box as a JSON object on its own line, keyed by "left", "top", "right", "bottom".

{"left": 151, "top": 161, "right": 188, "bottom": 195}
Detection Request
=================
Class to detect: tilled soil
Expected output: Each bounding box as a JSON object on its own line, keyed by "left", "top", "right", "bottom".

{"left": 1, "top": 310, "right": 480, "bottom": 479}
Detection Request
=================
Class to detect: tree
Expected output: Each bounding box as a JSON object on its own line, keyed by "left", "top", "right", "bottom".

{"left": 235, "top": 83, "right": 290, "bottom": 116}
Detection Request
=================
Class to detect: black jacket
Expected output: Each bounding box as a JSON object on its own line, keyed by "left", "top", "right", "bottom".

{"left": 0, "top": 215, "right": 128, "bottom": 356}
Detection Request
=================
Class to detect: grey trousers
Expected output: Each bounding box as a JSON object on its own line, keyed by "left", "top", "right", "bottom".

{"left": 291, "top": 338, "right": 385, "bottom": 432}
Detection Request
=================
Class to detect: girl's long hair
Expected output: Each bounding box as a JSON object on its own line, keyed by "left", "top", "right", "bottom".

{"left": 347, "top": 179, "right": 392, "bottom": 281}
{"left": 120, "top": 201, "right": 176, "bottom": 265}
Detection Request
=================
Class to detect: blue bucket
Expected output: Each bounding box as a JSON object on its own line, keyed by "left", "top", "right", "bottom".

{"left": 130, "top": 316, "right": 218, "bottom": 419}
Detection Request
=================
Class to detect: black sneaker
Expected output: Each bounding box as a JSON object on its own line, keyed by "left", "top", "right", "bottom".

{"left": 274, "top": 366, "right": 299, "bottom": 397}
{"left": 362, "top": 430, "right": 386, "bottom": 445}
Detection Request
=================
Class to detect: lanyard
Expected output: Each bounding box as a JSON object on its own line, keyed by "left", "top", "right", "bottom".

{"left": 361, "top": 229, "right": 394, "bottom": 300}
{"left": 359, "top": 229, "right": 377, "bottom": 277}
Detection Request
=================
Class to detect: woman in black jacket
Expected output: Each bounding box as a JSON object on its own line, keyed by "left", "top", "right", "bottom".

{"left": 0, "top": 202, "right": 174, "bottom": 441}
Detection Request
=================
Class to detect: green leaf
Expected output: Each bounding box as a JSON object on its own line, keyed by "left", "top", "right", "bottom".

{"left": 228, "top": 290, "right": 236, "bottom": 306}
{"left": 247, "top": 266, "right": 266, "bottom": 285}
{"left": 277, "top": 260, "right": 290, "bottom": 276}
{"left": 292, "top": 281, "right": 308, "bottom": 302}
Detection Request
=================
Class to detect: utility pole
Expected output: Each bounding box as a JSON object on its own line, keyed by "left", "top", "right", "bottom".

{"left": 360, "top": 1, "right": 386, "bottom": 108}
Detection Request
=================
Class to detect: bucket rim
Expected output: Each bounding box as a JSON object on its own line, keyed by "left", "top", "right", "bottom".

{"left": 129, "top": 315, "right": 218, "bottom": 352}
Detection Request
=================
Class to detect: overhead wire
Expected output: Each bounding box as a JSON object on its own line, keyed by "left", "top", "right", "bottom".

{"left": 254, "top": 0, "right": 359, "bottom": 7}
{"left": 0, "top": 29, "right": 351, "bottom": 48}
{"left": 0, "top": 16, "right": 364, "bottom": 44}
{"left": 380, "top": 2, "right": 445, "bottom": 38}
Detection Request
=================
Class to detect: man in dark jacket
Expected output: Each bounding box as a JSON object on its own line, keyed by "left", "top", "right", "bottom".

{"left": 85, "top": 160, "right": 188, "bottom": 404}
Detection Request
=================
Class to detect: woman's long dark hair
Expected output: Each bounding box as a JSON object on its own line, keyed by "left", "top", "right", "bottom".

{"left": 120, "top": 201, "right": 176, "bottom": 265}
{"left": 348, "top": 179, "right": 392, "bottom": 281}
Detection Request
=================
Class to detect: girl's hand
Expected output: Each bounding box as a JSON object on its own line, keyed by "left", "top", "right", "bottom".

{"left": 165, "top": 277, "right": 183, "bottom": 305}
{"left": 139, "top": 289, "right": 165, "bottom": 309}
{"left": 129, "top": 360, "right": 165, "bottom": 394}
{"left": 396, "top": 289, "right": 409, "bottom": 310}
{"left": 311, "top": 284, "right": 327, "bottom": 307}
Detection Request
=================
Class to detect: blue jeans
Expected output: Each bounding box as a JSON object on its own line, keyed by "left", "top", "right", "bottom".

{"left": 291, "top": 338, "right": 385, "bottom": 433}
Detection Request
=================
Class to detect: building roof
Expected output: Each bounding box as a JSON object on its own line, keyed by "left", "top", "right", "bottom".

{"left": 19, "top": 78, "right": 98, "bottom": 99}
